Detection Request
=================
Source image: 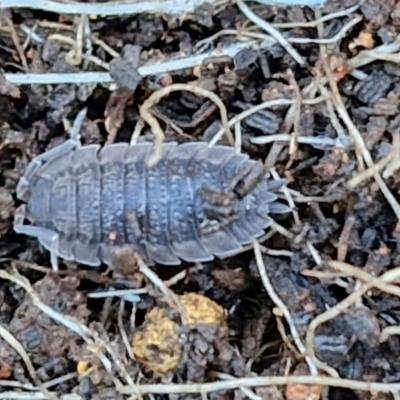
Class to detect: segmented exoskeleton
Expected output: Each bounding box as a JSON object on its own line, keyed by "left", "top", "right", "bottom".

{"left": 14, "top": 112, "right": 290, "bottom": 269}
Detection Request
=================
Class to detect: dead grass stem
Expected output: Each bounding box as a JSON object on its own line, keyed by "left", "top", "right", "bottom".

{"left": 138, "top": 83, "right": 233, "bottom": 166}
{"left": 253, "top": 241, "right": 318, "bottom": 375}
{"left": 315, "top": 10, "right": 400, "bottom": 222}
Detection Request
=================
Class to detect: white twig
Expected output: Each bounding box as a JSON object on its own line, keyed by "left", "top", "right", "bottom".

{"left": 251, "top": 0, "right": 327, "bottom": 6}
{"left": 0, "top": 393, "right": 50, "bottom": 399}
{"left": 236, "top": 0, "right": 306, "bottom": 66}
{"left": 251, "top": 133, "right": 353, "bottom": 148}
{"left": 253, "top": 241, "right": 319, "bottom": 376}
{"left": 209, "top": 97, "right": 324, "bottom": 146}
{"left": 0, "top": 0, "right": 207, "bottom": 16}
{"left": 3, "top": 41, "right": 271, "bottom": 85}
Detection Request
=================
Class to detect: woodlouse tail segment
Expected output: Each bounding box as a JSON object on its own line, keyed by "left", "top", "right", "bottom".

{"left": 200, "top": 227, "right": 243, "bottom": 259}
{"left": 171, "top": 240, "right": 213, "bottom": 264}
{"left": 261, "top": 178, "right": 292, "bottom": 215}
{"left": 268, "top": 202, "right": 292, "bottom": 214}
{"left": 266, "top": 178, "right": 289, "bottom": 193}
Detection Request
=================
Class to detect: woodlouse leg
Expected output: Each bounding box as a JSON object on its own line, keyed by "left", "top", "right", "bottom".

{"left": 25, "top": 108, "right": 86, "bottom": 165}
{"left": 29, "top": 109, "right": 87, "bottom": 164}
{"left": 68, "top": 107, "right": 87, "bottom": 144}
{"left": 14, "top": 205, "right": 60, "bottom": 271}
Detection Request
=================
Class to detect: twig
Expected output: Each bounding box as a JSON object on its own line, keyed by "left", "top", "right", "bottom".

{"left": 209, "top": 97, "right": 324, "bottom": 146}
{"left": 195, "top": 16, "right": 361, "bottom": 48}
{"left": 0, "top": 0, "right": 207, "bottom": 15}
{"left": 315, "top": 10, "right": 400, "bottom": 222}
{"left": 336, "top": 215, "right": 355, "bottom": 262}
{"left": 285, "top": 70, "right": 302, "bottom": 166}
{"left": 118, "top": 375, "right": 400, "bottom": 395}
{"left": 0, "top": 268, "right": 139, "bottom": 391}
{"left": 135, "top": 254, "right": 187, "bottom": 323}
{"left": 251, "top": 134, "right": 351, "bottom": 148}
{"left": 0, "top": 325, "right": 55, "bottom": 399}
{"left": 271, "top": 221, "right": 294, "bottom": 239}
{"left": 307, "top": 242, "right": 323, "bottom": 266}
{"left": 347, "top": 132, "right": 400, "bottom": 188}
{"left": 265, "top": 78, "right": 320, "bottom": 168}
{"left": 347, "top": 34, "right": 400, "bottom": 71}
{"left": 250, "top": 0, "right": 327, "bottom": 7}
{"left": 253, "top": 241, "right": 318, "bottom": 375}
{"left": 87, "top": 288, "right": 147, "bottom": 300}
{"left": 270, "top": 168, "right": 300, "bottom": 225}
{"left": 234, "top": 122, "right": 242, "bottom": 154}
{"left": 288, "top": 189, "right": 343, "bottom": 203}
{"left": 0, "top": 393, "right": 52, "bottom": 399}
{"left": 305, "top": 283, "right": 369, "bottom": 377}
{"left": 118, "top": 300, "right": 136, "bottom": 361}
{"left": 380, "top": 326, "right": 400, "bottom": 343}
{"left": 305, "top": 261, "right": 400, "bottom": 380}
{"left": 3, "top": 41, "right": 273, "bottom": 85}
{"left": 140, "top": 83, "right": 232, "bottom": 166}
{"left": 392, "top": 391, "right": 400, "bottom": 400}
{"left": 217, "top": 373, "right": 264, "bottom": 400}
{"left": 236, "top": 0, "right": 306, "bottom": 66}
{"left": 270, "top": 3, "right": 361, "bottom": 28}
{"left": 0, "top": 381, "right": 36, "bottom": 390}
{"left": 6, "top": 17, "right": 29, "bottom": 71}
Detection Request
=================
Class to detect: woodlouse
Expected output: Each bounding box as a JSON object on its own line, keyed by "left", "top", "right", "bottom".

{"left": 14, "top": 123, "right": 290, "bottom": 268}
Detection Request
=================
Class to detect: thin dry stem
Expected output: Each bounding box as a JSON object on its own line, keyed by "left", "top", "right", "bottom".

{"left": 0, "top": 0, "right": 207, "bottom": 15}
{"left": 315, "top": 10, "right": 400, "bottom": 222}
{"left": 285, "top": 70, "right": 302, "bottom": 166}
{"left": 253, "top": 241, "right": 318, "bottom": 376}
{"left": 347, "top": 34, "right": 400, "bottom": 71}
{"left": 251, "top": 133, "right": 351, "bottom": 148}
{"left": 348, "top": 133, "right": 400, "bottom": 188}
{"left": 209, "top": 96, "right": 324, "bottom": 146}
{"left": 336, "top": 215, "right": 355, "bottom": 262}
{"left": 271, "top": 3, "right": 361, "bottom": 28}
{"left": 118, "top": 375, "right": 400, "bottom": 395}
{"left": 270, "top": 168, "right": 300, "bottom": 225}
{"left": 265, "top": 79, "right": 321, "bottom": 168}
{"left": 305, "top": 260, "right": 400, "bottom": 380}
{"left": 6, "top": 17, "right": 29, "bottom": 71}
{"left": 194, "top": 15, "right": 361, "bottom": 50}
{"left": 236, "top": 0, "right": 306, "bottom": 66}
{"left": 139, "top": 83, "right": 233, "bottom": 166}
{"left": 0, "top": 267, "right": 139, "bottom": 392}
{"left": 0, "top": 325, "right": 54, "bottom": 399}
{"left": 118, "top": 300, "right": 136, "bottom": 361}
{"left": 305, "top": 283, "right": 371, "bottom": 378}
{"left": 4, "top": 41, "right": 273, "bottom": 85}
{"left": 380, "top": 326, "right": 400, "bottom": 343}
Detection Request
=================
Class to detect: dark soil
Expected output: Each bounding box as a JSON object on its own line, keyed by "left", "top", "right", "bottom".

{"left": 1, "top": 0, "right": 400, "bottom": 399}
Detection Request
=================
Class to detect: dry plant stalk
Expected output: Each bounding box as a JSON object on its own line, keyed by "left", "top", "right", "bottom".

{"left": 209, "top": 96, "right": 324, "bottom": 146}
{"left": 253, "top": 241, "right": 319, "bottom": 376}
{"left": 348, "top": 133, "right": 400, "bottom": 188}
{"left": 138, "top": 83, "right": 233, "bottom": 166}
{"left": 0, "top": 268, "right": 141, "bottom": 394}
{"left": 0, "top": 0, "right": 208, "bottom": 16}
{"left": 315, "top": 10, "right": 400, "bottom": 221}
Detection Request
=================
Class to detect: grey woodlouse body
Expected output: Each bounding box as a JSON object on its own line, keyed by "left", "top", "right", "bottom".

{"left": 14, "top": 139, "right": 290, "bottom": 268}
